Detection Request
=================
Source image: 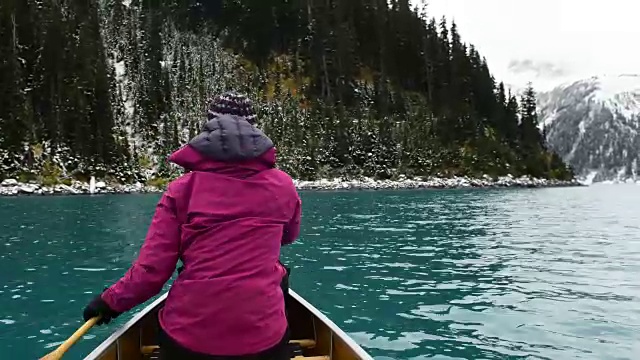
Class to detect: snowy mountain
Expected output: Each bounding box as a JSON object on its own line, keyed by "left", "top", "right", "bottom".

{"left": 538, "top": 74, "right": 640, "bottom": 183}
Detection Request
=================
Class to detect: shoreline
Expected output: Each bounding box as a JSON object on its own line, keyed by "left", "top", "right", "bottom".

{"left": 294, "top": 176, "right": 583, "bottom": 191}
{"left": 0, "top": 175, "right": 584, "bottom": 197}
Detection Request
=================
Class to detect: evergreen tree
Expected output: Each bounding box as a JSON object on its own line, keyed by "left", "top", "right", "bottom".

{"left": 0, "top": 0, "right": 573, "bottom": 183}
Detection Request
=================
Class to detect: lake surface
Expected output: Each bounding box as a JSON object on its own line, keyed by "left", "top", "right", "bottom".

{"left": 0, "top": 185, "right": 639, "bottom": 359}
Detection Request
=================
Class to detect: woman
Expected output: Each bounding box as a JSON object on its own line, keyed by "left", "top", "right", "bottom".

{"left": 83, "top": 92, "right": 302, "bottom": 360}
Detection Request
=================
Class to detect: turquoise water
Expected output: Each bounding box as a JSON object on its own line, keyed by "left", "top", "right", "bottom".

{"left": 1, "top": 185, "right": 639, "bottom": 359}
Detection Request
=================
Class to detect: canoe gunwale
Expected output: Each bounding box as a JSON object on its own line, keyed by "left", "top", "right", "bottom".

{"left": 289, "top": 291, "right": 372, "bottom": 360}
{"left": 83, "top": 290, "right": 373, "bottom": 360}
{"left": 83, "top": 292, "right": 168, "bottom": 360}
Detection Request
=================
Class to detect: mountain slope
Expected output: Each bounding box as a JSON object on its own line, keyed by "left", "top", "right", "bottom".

{"left": 539, "top": 74, "right": 640, "bottom": 183}
{"left": 0, "top": 0, "right": 572, "bottom": 184}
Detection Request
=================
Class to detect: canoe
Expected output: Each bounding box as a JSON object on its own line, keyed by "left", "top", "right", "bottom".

{"left": 83, "top": 289, "right": 373, "bottom": 360}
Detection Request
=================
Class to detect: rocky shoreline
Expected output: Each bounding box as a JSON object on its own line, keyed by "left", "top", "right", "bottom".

{"left": 0, "top": 175, "right": 583, "bottom": 196}
{"left": 294, "top": 175, "right": 583, "bottom": 190}
{"left": 0, "top": 178, "right": 163, "bottom": 196}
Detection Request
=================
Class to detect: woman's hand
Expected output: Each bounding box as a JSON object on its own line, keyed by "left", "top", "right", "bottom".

{"left": 82, "top": 291, "right": 122, "bottom": 325}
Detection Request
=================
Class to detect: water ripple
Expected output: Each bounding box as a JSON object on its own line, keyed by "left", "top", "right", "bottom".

{"left": 284, "top": 186, "right": 640, "bottom": 359}
{"left": 1, "top": 187, "right": 640, "bottom": 359}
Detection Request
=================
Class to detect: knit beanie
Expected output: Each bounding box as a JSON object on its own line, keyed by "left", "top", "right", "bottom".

{"left": 207, "top": 91, "right": 258, "bottom": 125}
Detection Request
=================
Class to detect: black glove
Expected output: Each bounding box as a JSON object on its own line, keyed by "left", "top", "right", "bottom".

{"left": 83, "top": 291, "right": 122, "bottom": 325}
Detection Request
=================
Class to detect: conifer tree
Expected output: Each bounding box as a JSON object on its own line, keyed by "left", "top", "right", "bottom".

{"left": 0, "top": 0, "right": 574, "bottom": 182}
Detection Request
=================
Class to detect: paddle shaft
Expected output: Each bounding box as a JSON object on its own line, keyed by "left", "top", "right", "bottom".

{"left": 40, "top": 317, "right": 100, "bottom": 360}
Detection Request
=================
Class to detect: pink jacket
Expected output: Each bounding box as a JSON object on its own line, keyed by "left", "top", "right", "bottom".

{"left": 101, "top": 115, "right": 302, "bottom": 355}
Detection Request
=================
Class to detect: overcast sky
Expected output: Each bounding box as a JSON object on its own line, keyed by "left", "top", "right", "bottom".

{"left": 411, "top": 0, "right": 640, "bottom": 91}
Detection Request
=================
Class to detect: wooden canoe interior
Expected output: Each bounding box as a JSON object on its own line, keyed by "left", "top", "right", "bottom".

{"left": 90, "top": 293, "right": 363, "bottom": 360}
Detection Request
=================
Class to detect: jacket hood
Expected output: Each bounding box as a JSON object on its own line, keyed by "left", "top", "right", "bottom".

{"left": 188, "top": 114, "right": 273, "bottom": 162}
{"left": 167, "top": 114, "right": 276, "bottom": 173}
{"left": 168, "top": 145, "right": 276, "bottom": 173}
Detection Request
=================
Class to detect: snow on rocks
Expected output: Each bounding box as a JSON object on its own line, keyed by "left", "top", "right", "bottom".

{"left": 294, "top": 175, "right": 581, "bottom": 191}
{"left": 0, "top": 179, "right": 162, "bottom": 196}
{"left": 0, "top": 175, "right": 582, "bottom": 196}
{"left": 1, "top": 179, "right": 18, "bottom": 187}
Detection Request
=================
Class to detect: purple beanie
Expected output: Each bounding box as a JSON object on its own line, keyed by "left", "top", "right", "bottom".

{"left": 207, "top": 91, "right": 258, "bottom": 125}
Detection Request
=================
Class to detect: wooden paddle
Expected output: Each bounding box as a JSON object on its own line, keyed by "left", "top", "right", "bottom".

{"left": 39, "top": 316, "right": 101, "bottom": 360}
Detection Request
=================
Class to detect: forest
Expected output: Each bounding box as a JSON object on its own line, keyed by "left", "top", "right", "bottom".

{"left": 0, "top": 0, "right": 573, "bottom": 186}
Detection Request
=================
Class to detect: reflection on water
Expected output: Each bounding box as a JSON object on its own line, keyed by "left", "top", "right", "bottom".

{"left": 283, "top": 187, "right": 640, "bottom": 360}
{"left": 0, "top": 195, "right": 162, "bottom": 359}
{"left": 1, "top": 186, "right": 640, "bottom": 359}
